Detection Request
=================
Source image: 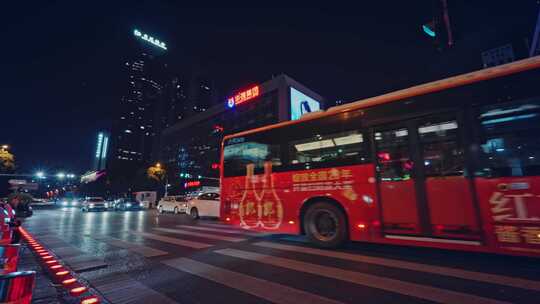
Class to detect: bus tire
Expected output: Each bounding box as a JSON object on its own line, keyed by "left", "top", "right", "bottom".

{"left": 304, "top": 201, "right": 347, "bottom": 248}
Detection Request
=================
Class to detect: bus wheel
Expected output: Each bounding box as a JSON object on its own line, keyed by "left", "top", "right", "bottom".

{"left": 304, "top": 202, "right": 347, "bottom": 248}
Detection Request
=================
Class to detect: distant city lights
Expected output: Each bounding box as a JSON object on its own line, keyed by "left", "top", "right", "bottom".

{"left": 133, "top": 29, "right": 167, "bottom": 50}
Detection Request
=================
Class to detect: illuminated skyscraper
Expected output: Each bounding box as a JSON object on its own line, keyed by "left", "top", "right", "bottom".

{"left": 93, "top": 132, "right": 109, "bottom": 171}
{"left": 110, "top": 29, "right": 169, "bottom": 178}
{"left": 109, "top": 28, "right": 217, "bottom": 193}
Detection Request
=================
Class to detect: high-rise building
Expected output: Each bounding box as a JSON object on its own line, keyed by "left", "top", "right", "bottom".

{"left": 109, "top": 28, "right": 217, "bottom": 193}
{"left": 109, "top": 28, "right": 170, "bottom": 188}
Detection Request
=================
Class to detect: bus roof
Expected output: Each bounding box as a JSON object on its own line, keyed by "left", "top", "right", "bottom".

{"left": 224, "top": 55, "right": 540, "bottom": 141}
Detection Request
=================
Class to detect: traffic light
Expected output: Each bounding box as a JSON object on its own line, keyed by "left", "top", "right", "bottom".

{"left": 422, "top": 0, "right": 454, "bottom": 51}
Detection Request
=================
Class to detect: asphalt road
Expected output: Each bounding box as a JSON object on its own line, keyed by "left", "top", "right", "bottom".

{"left": 21, "top": 207, "right": 540, "bottom": 304}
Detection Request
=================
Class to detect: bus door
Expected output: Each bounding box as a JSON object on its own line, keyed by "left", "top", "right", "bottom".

{"left": 374, "top": 125, "right": 422, "bottom": 235}
{"left": 416, "top": 116, "right": 480, "bottom": 239}
{"left": 374, "top": 116, "right": 480, "bottom": 239}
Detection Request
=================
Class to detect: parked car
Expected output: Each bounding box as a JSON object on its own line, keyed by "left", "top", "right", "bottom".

{"left": 157, "top": 196, "right": 188, "bottom": 214}
{"left": 112, "top": 199, "right": 143, "bottom": 211}
{"left": 81, "top": 197, "right": 108, "bottom": 212}
{"left": 187, "top": 192, "right": 220, "bottom": 219}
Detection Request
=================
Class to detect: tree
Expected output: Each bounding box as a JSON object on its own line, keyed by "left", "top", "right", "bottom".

{"left": 147, "top": 163, "right": 168, "bottom": 197}
{"left": 0, "top": 149, "right": 15, "bottom": 173}
{"left": 147, "top": 163, "right": 166, "bottom": 182}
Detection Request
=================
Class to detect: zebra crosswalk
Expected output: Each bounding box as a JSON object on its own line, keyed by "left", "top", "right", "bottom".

{"left": 253, "top": 241, "right": 540, "bottom": 291}
{"left": 163, "top": 257, "right": 344, "bottom": 304}
{"left": 212, "top": 248, "right": 509, "bottom": 304}
{"left": 153, "top": 227, "right": 247, "bottom": 242}
{"left": 130, "top": 231, "right": 214, "bottom": 249}
{"left": 30, "top": 219, "right": 540, "bottom": 304}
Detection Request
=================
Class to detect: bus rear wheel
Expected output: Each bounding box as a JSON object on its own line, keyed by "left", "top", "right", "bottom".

{"left": 304, "top": 202, "right": 347, "bottom": 248}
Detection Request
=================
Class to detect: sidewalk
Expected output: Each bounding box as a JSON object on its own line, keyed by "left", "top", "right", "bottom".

{"left": 17, "top": 244, "right": 61, "bottom": 304}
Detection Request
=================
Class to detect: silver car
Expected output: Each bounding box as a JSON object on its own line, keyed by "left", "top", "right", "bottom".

{"left": 81, "top": 197, "right": 108, "bottom": 212}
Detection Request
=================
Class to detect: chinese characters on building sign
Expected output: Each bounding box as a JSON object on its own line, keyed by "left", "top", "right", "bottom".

{"left": 133, "top": 29, "right": 167, "bottom": 50}
{"left": 185, "top": 181, "right": 201, "bottom": 188}
{"left": 227, "top": 85, "right": 260, "bottom": 108}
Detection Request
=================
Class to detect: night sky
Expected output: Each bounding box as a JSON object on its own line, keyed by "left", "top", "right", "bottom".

{"left": 1, "top": 2, "right": 536, "bottom": 174}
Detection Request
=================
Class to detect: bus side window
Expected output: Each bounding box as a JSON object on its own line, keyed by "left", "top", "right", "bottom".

{"left": 476, "top": 99, "right": 540, "bottom": 177}
{"left": 223, "top": 132, "right": 282, "bottom": 177}
{"left": 374, "top": 128, "right": 413, "bottom": 181}
{"left": 287, "top": 129, "right": 369, "bottom": 169}
{"left": 418, "top": 120, "right": 464, "bottom": 177}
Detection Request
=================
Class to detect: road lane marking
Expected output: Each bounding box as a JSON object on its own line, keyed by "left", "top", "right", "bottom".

{"left": 131, "top": 231, "right": 212, "bottom": 249}
{"left": 162, "top": 257, "right": 344, "bottom": 304}
{"left": 214, "top": 248, "right": 510, "bottom": 304}
{"left": 177, "top": 225, "right": 262, "bottom": 237}
{"left": 254, "top": 241, "right": 540, "bottom": 292}
{"left": 154, "top": 227, "right": 247, "bottom": 242}
{"left": 95, "top": 237, "right": 168, "bottom": 257}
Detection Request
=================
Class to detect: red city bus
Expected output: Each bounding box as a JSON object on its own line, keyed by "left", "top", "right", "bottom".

{"left": 220, "top": 56, "right": 540, "bottom": 257}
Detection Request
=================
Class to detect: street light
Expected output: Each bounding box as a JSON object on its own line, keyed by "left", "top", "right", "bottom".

{"left": 36, "top": 172, "right": 45, "bottom": 179}
{"left": 156, "top": 162, "right": 161, "bottom": 168}
{"left": 1, "top": 145, "right": 8, "bottom": 150}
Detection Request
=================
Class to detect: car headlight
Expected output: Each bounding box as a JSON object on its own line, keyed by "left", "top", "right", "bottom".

{"left": 104, "top": 203, "right": 109, "bottom": 208}
{"left": 62, "top": 201, "right": 68, "bottom": 206}
{"left": 126, "top": 203, "right": 132, "bottom": 207}
{"left": 182, "top": 203, "right": 187, "bottom": 208}
{"left": 89, "top": 203, "right": 95, "bottom": 207}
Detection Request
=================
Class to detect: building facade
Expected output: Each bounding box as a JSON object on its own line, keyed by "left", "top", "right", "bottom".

{"left": 109, "top": 29, "right": 169, "bottom": 179}
{"left": 107, "top": 29, "right": 219, "bottom": 194}
{"left": 160, "top": 74, "right": 324, "bottom": 194}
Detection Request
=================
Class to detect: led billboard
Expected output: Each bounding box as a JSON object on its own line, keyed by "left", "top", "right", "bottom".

{"left": 290, "top": 87, "right": 321, "bottom": 120}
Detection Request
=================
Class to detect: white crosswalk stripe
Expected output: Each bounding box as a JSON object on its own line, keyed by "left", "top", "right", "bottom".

{"left": 154, "top": 227, "right": 247, "bottom": 242}
{"left": 198, "top": 222, "right": 259, "bottom": 232}
{"left": 214, "top": 248, "right": 511, "bottom": 304}
{"left": 163, "top": 257, "right": 345, "bottom": 304}
{"left": 93, "top": 236, "right": 168, "bottom": 257}
{"left": 254, "top": 241, "right": 540, "bottom": 292}
{"left": 177, "top": 225, "right": 263, "bottom": 237}
{"left": 131, "top": 231, "right": 213, "bottom": 249}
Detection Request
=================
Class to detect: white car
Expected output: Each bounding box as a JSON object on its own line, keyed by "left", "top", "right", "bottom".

{"left": 157, "top": 196, "right": 188, "bottom": 214}
{"left": 187, "top": 192, "right": 220, "bottom": 219}
{"left": 81, "top": 197, "right": 108, "bottom": 212}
